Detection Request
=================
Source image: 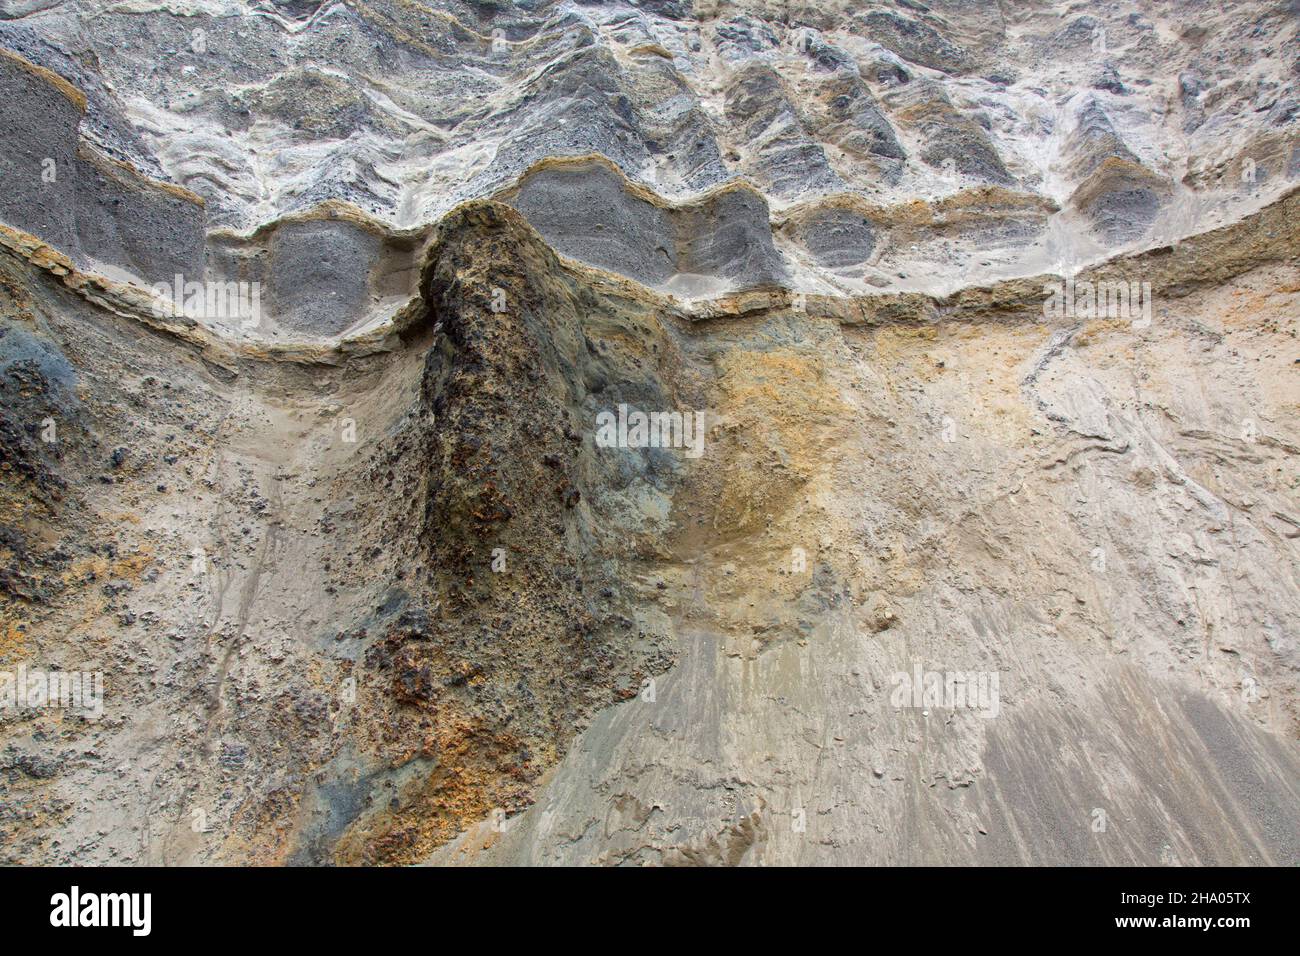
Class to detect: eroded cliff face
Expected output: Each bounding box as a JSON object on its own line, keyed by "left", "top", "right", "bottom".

{"left": 1, "top": 0, "right": 1297, "bottom": 866}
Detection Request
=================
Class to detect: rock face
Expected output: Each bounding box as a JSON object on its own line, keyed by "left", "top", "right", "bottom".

{"left": 0, "top": 1, "right": 1297, "bottom": 866}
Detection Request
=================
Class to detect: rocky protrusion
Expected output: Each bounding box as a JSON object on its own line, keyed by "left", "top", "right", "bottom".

{"left": 850, "top": 10, "right": 974, "bottom": 75}
{"left": 1061, "top": 97, "right": 1170, "bottom": 243}
{"left": 0, "top": 49, "right": 205, "bottom": 284}
{"left": 888, "top": 80, "right": 1013, "bottom": 185}
{"left": 723, "top": 62, "right": 845, "bottom": 198}
{"left": 0, "top": 48, "right": 83, "bottom": 254}
{"left": 501, "top": 156, "right": 787, "bottom": 294}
